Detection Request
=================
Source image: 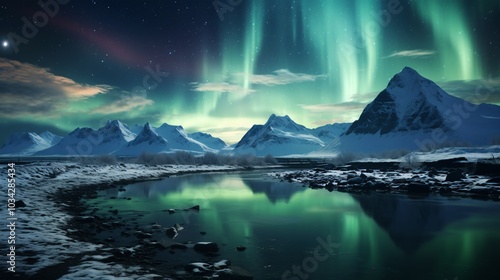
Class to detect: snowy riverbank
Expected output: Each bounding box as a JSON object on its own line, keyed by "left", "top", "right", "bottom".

{"left": 0, "top": 162, "right": 243, "bottom": 279}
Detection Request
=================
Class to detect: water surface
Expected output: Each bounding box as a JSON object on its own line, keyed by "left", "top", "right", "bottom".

{"left": 87, "top": 171, "right": 500, "bottom": 280}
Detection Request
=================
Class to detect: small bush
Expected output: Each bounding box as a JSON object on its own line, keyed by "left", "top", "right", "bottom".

{"left": 78, "top": 154, "right": 118, "bottom": 165}
{"left": 173, "top": 151, "right": 196, "bottom": 165}
{"left": 264, "top": 154, "right": 277, "bottom": 165}
{"left": 399, "top": 153, "right": 421, "bottom": 169}
{"left": 491, "top": 136, "right": 500, "bottom": 145}
{"left": 201, "top": 152, "right": 222, "bottom": 165}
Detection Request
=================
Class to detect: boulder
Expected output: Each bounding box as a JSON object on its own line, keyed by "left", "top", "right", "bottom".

{"left": 347, "top": 177, "right": 364, "bottom": 185}
{"left": 165, "top": 227, "right": 178, "bottom": 239}
{"left": 446, "top": 170, "right": 466, "bottom": 182}
{"left": 15, "top": 200, "right": 27, "bottom": 208}
{"left": 216, "top": 266, "right": 253, "bottom": 279}
{"left": 236, "top": 245, "right": 247, "bottom": 252}
{"left": 194, "top": 242, "right": 219, "bottom": 253}
{"left": 407, "top": 183, "right": 431, "bottom": 193}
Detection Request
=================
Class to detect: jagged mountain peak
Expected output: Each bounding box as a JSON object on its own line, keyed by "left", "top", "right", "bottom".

{"left": 129, "top": 123, "right": 167, "bottom": 145}
{"left": 264, "top": 114, "right": 306, "bottom": 132}
{"left": 345, "top": 67, "right": 461, "bottom": 136}
{"left": 99, "top": 120, "right": 136, "bottom": 142}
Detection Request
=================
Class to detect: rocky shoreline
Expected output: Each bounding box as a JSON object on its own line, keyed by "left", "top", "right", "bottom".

{"left": 270, "top": 159, "right": 500, "bottom": 201}
{"left": 51, "top": 169, "right": 255, "bottom": 280}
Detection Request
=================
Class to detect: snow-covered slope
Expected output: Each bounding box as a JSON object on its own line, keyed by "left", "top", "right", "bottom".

{"left": 0, "top": 132, "right": 58, "bottom": 155}
{"left": 4, "top": 120, "right": 229, "bottom": 156}
{"left": 36, "top": 127, "right": 103, "bottom": 156}
{"left": 36, "top": 120, "right": 136, "bottom": 156}
{"left": 88, "top": 120, "right": 137, "bottom": 154}
{"left": 153, "top": 123, "right": 215, "bottom": 153}
{"left": 233, "top": 114, "right": 327, "bottom": 156}
{"left": 312, "top": 123, "right": 350, "bottom": 143}
{"left": 332, "top": 67, "right": 500, "bottom": 154}
{"left": 40, "top": 131, "right": 63, "bottom": 145}
{"left": 115, "top": 123, "right": 170, "bottom": 155}
{"left": 189, "top": 132, "right": 227, "bottom": 151}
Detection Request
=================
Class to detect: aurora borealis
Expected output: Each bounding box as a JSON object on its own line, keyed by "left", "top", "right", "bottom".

{"left": 0, "top": 0, "right": 499, "bottom": 144}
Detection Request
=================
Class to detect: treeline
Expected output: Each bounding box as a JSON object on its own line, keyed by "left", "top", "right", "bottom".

{"left": 78, "top": 152, "right": 277, "bottom": 167}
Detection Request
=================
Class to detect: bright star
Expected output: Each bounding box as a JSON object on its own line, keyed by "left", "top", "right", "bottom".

{"left": 2, "top": 41, "right": 8, "bottom": 48}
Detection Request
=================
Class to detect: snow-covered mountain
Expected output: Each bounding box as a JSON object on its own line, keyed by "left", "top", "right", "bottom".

{"left": 36, "top": 120, "right": 136, "bottom": 155}
{"left": 5, "top": 120, "right": 227, "bottom": 156}
{"left": 189, "top": 132, "right": 227, "bottom": 151}
{"left": 333, "top": 67, "right": 500, "bottom": 154}
{"left": 40, "top": 131, "right": 63, "bottom": 145}
{"left": 153, "top": 123, "right": 215, "bottom": 153}
{"left": 232, "top": 114, "right": 337, "bottom": 156}
{"left": 93, "top": 120, "right": 137, "bottom": 154}
{"left": 312, "top": 123, "right": 351, "bottom": 143}
{"left": 115, "top": 123, "right": 170, "bottom": 156}
{"left": 36, "top": 127, "right": 102, "bottom": 156}
{"left": 0, "top": 131, "right": 62, "bottom": 155}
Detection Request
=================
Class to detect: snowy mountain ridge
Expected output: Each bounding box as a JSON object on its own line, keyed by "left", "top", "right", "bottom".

{"left": 1, "top": 120, "right": 228, "bottom": 156}
{"left": 232, "top": 114, "right": 348, "bottom": 156}
{"left": 0, "top": 131, "right": 62, "bottom": 155}
{"left": 338, "top": 67, "right": 500, "bottom": 153}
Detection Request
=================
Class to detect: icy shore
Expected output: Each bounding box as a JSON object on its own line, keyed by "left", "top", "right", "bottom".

{"left": 0, "top": 162, "right": 241, "bottom": 279}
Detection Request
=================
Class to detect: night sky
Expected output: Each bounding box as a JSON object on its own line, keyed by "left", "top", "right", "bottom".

{"left": 1, "top": 0, "right": 499, "bottom": 144}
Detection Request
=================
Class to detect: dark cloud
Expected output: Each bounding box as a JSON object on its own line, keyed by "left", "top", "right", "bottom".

{"left": 0, "top": 58, "right": 110, "bottom": 118}
{"left": 438, "top": 77, "right": 500, "bottom": 104}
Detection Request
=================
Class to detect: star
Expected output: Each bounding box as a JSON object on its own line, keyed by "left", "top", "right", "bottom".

{"left": 2, "top": 41, "right": 8, "bottom": 48}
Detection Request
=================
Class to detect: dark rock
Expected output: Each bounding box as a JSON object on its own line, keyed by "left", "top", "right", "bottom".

{"left": 439, "top": 187, "right": 452, "bottom": 194}
{"left": 185, "top": 262, "right": 212, "bottom": 273}
{"left": 189, "top": 205, "right": 200, "bottom": 211}
{"left": 446, "top": 170, "right": 466, "bottom": 182}
{"left": 427, "top": 168, "right": 439, "bottom": 177}
{"left": 487, "top": 177, "right": 500, "bottom": 184}
{"left": 392, "top": 178, "right": 408, "bottom": 184}
{"left": 217, "top": 265, "right": 253, "bottom": 279}
{"left": 165, "top": 227, "right": 178, "bottom": 239}
{"left": 15, "top": 200, "right": 27, "bottom": 208}
{"left": 469, "top": 187, "right": 492, "bottom": 195}
{"left": 135, "top": 231, "right": 152, "bottom": 239}
{"left": 436, "top": 157, "right": 467, "bottom": 164}
{"left": 236, "top": 245, "right": 247, "bottom": 251}
{"left": 373, "top": 182, "right": 389, "bottom": 190}
{"left": 475, "top": 161, "right": 500, "bottom": 175}
{"left": 360, "top": 173, "right": 368, "bottom": 180}
{"left": 347, "top": 177, "right": 364, "bottom": 185}
{"left": 407, "top": 183, "right": 431, "bottom": 193}
{"left": 346, "top": 173, "right": 358, "bottom": 179}
{"left": 362, "top": 181, "right": 374, "bottom": 189}
{"left": 168, "top": 209, "right": 176, "bottom": 214}
{"left": 170, "top": 243, "right": 188, "bottom": 250}
{"left": 194, "top": 242, "right": 219, "bottom": 253}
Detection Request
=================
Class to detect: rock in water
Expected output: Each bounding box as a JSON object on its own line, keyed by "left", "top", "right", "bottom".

{"left": 189, "top": 205, "right": 200, "bottom": 211}
{"left": 165, "top": 227, "right": 178, "bottom": 239}
{"left": 236, "top": 245, "right": 247, "bottom": 252}
{"left": 216, "top": 265, "right": 253, "bottom": 279}
{"left": 15, "top": 200, "right": 27, "bottom": 208}
{"left": 407, "top": 183, "right": 431, "bottom": 193}
{"left": 194, "top": 242, "right": 219, "bottom": 253}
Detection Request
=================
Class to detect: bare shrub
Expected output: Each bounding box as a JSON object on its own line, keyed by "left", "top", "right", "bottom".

{"left": 491, "top": 136, "right": 500, "bottom": 145}
{"left": 264, "top": 154, "right": 277, "bottom": 165}
{"left": 399, "top": 153, "right": 421, "bottom": 169}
